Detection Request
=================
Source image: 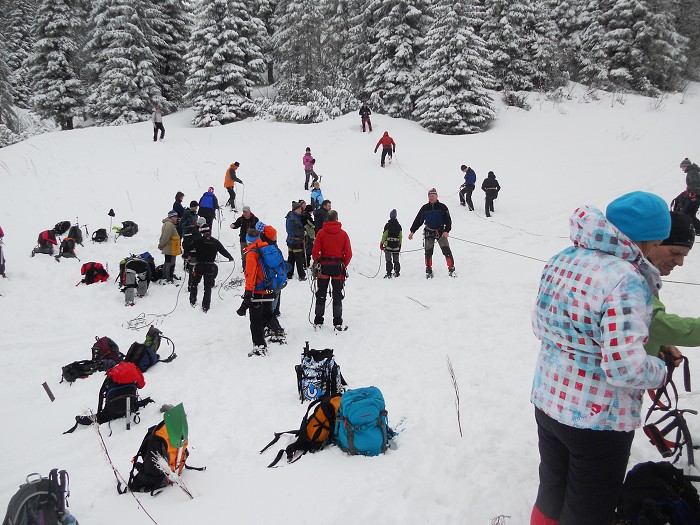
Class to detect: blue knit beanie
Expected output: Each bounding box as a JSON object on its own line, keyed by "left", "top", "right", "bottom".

{"left": 605, "top": 191, "right": 671, "bottom": 242}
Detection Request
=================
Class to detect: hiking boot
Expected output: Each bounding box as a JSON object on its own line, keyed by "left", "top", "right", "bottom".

{"left": 190, "top": 300, "right": 196, "bottom": 307}
{"left": 394, "top": 271, "right": 400, "bottom": 277}
{"left": 426, "top": 267, "right": 433, "bottom": 279}
{"left": 334, "top": 324, "right": 348, "bottom": 332}
{"left": 448, "top": 267, "right": 456, "bottom": 277}
{"left": 384, "top": 273, "right": 392, "bottom": 279}
{"left": 248, "top": 345, "right": 268, "bottom": 357}
{"left": 460, "top": 202, "right": 466, "bottom": 206}
{"left": 299, "top": 276, "right": 307, "bottom": 281}
{"left": 202, "top": 306, "right": 209, "bottom": 313}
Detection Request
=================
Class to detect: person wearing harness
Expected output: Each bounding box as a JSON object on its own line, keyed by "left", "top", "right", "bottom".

{"left": 184, "top": 224, "right": 233, "bottom": 312}
{"left": 230, "top": 205, "right": 259, "bottom": 270}
{"left": 359, "top": 103, "right": 372, "bottom": 132}
{"left": 481, "top": 171, "right": 501, "bottom": 217}
{"left": 380, "top": 209, "right": 402, "bottom": 278}
{"left": 198, "top": 187, "right": 219, "bottom": 229}
{"left": 285, "top": 201, "right": 307, "bottom": 280}
{"left": 408, "top": 188, "right": 455, "bottom": 278}
{"left": 374, "top": 131, "right": 395, "bottom": 168}
{"left": 459, "top": 165, "right": 477, "bottom": 210}
{"left": 224, "top": 161, "right": 244, "bottom": 211}
{"left": 312, "top": 210, "right": 352, "bottom": 330}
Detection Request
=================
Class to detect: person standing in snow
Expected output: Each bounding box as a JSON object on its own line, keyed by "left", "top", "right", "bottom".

{"left": 310, "top": 181, "right": 324, "bottom": 209}
{"left": 312, "top": 210, "right": 352, "bottom": 330}
{"left": 530, "top": 192, "right": 669, "bottom": 525}
{"left": 180, "top": 201, "right": 199, "bottom": 236}
{"left": 185, "top": 224, "right": 233, "bottom": 312}
{"left": 408, "top": 188, "right": 455, "bottom": 278}
{"left": 285, "top": 201, "right": 307, "bottom": 280}
{"left": 314, "top": 199, "right": 331, "bottom": 234}
{"left": 380, "top": 209, "right": 402, "bottom": 278}
{"left": 359, "top": 103, "right": 372, "bottom": 132}
{"left": 0, "top": 225, "right": 6, "bottom": 277}
{"left": 172, "top": 191, "right": 185, "bottom": 217}
{"left": 152, "top": 106, "right": 165, "bottom": 142}
{"left": 677, "top": 157, "right": 700, "bottom": 233}
{"left": 158, "top": 210, "right": 182, "bottom": 284}
{"left": 374, "top": 131, "right": 396, "bottom": 168}
{"left": 303, "top": 147, "right": 319, "bottom": 190}
{"left": 229, "top": 205, "right": 259, "bottom": 270}
{"left": 198, "top": 187, "right": 219, "bottom": 230}
{"left": 224, "top": 161, "right": 244, "bottom": 211}
{"left": 481, "top": 171, "right": 501, "bottom": 217}
{"left": 458, "top": 165, "right": 477, "bottom": 210}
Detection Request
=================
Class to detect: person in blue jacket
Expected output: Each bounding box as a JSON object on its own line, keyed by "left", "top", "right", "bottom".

{"left": 459, "top": 165, "right": 477, "bottom": 210}
{"left": 198, "top": 187, "right": 219, "bottom": 229}
{"left": 408, "top": 188, "right": 455, "bottom": 278}
{"left": 310, "top": 181, "right": 324, "bottom": 208}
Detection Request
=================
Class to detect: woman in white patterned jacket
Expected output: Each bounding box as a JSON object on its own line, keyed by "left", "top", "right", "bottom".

{"left": 530, "top": 191, "right": 670, "bottom": 525}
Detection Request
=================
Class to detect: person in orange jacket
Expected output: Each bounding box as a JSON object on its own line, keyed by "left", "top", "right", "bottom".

{"left": 374, "top": 131, "right": 396, "bottom": 168}
{"left": 223, "top": 161, "right": 244, "bottom": 211}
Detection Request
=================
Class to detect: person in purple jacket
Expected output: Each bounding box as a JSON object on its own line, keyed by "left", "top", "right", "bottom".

{"left": 530, "top": 191, "right": 670, "bottom": 525}
{"left": 303, "top": 147, "right": 318, "bottom": 190}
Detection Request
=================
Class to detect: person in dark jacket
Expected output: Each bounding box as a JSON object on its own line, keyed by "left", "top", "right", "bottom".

{"left": 180, "top": 201, "right": 199, "bottom": 236}
{"left": 301, "top": 203, "right": 316, "bottom": 266}
{"left": 408, "top": 188, "right": 454, "bottom": 278}
{"left": 481, "top": 171, "right": 501, "bottom": 217}
{"left": 173, "top": 192, "right": 185, "bottom": 217}
{"left": 380, "top": 209, "right": 402, "bottom": 278}
{"left": 679, "top": 157, "right": 700, "bottom": 233}
{"left": 359, "top": 103, "right": 372, "bottom": 132}
{"left": 285, "top": 201, "right": 307, "bottom": 280}
{"left": 459, "top": 165, "right": 477, "bottom": 210}
{"left": 0, "top": 225, "right": 5, "bottom": 277}
{"left": 314, "top": 199, "right": 331, "bottom": 233}
{"left": 312, "top": 210, "right": 352, "bottom": 330}
{"left": 230, "top": 205, "right": 259, "bottom": 270}
{"left": 374, "top": 131, "right": 396, "bottom": 168}
{"left": 198, "top": 187, "right": 219, "bottom": 229}
{"left": 184, "top": 224, "right": 233, "bottom": 312}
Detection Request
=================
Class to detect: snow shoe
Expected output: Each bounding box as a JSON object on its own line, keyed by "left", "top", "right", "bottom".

{"left": 334, "top": 325, "right": 348, "bottom": 332}
{"left": 248, "top": 345, "right": 268, "bottom": 357}
{"left": 268, "top": 331, "right": 287, "bottom": 344}
{"left": 384, "top": 273, "right": 392, "bottom": 279}
{"left": 394, "top": 271, "right": 400, "bottom": 277}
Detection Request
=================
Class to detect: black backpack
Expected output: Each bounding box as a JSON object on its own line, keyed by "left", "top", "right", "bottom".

{"left": 295, "top": 342, "right": 346, "bottom": 403}
{"left": 617, "top": 461, "right": 700, "bottom": 524}
{"left": 61, "top": 359, "right": 101, "bottom": 384}
{"left": 91, "top": 228, "right": 108, "bottom": 243}
{"left": 2, "top": 469, "right": 72, "bottom": 525}
{"left": 67, "top": 225, "right": 83, "bottom": 246}
{"left": 117, "top": 221, "right": 138, "bottom": 239}
{"left": 55, "top": 238, "right": 77, "bottom": 260}
{"left": 53, "top": 221, "right": 71, "bottom": 236}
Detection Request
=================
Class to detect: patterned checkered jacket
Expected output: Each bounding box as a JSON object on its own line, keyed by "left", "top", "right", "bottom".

{"left": 531, "top": 205, "right": 666, "bottom": 431}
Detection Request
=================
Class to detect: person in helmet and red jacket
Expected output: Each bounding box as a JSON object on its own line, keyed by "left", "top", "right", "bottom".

{"left": 374, "top": 131, "right": 396, "bottom": 167}
{"left": 312, "top": 210, "right": 352, "bottom": 330}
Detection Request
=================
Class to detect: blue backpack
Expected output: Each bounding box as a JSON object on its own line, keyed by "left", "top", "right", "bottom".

{"left": 254, "top": 244, "right": 288, "bottom": 294}
{"left": 334, "top": 387, "right": 389, "bottom": 456}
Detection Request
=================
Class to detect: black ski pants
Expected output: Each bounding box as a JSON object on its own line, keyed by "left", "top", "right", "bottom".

{"left": 362, "top": 116, "right": 372, "bottom": 132}
{"left": 188, "top": 262, "right": 218, "bottom": 310}
{"left": 385, "top": 251, "right": 400, "bottom": 275}
{"left": 314, "top": 277, "right": 344, "bottom": 326}
{"left": 153, "top": 122, "right": 165, "bottom": 141}
{"left": 459, "top": 184, "right": 475, "bottom": 210}
{"left": 380, "top": 148, "right": 393, "bottom": 166}
{"left": 533, "top": 408, "right": 634, "bottom": 525}
{"left": 226, "top": 186, "right": 236, "bottom": 209}
{"left": 485, "top": 197, "right": 495, "bottom": 217}
{"left": 249, "top": 298, "right": 275, "bottom": 347}
{"left": 304, "top": 170, "right": 318, "bottom": 190}
{"left": 287, "top": 242, "right": 306, "bottom": 278}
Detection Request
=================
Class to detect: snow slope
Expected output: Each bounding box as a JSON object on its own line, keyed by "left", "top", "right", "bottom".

{"left": 1, "top": 84, "right": 700, "bottom": 524}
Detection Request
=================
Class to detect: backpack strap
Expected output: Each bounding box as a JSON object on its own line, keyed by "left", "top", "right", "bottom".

{"left": 157, "top": 336, "right": 177, "bottom": 363}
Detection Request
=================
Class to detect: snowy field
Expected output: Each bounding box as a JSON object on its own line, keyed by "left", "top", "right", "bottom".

{"left": 2, "top": 84, "right": 700, "bottom": 524}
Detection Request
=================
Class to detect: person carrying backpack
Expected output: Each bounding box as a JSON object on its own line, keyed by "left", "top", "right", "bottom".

{"left": 185, "top": 224, "right": 233, "bottom": 312}
{"left": 230, "top": 205, "right": 259, "bottom": 270}
{"left": 408, "top": 188, "right": 455, "bottom": 278}
{"left": 286, "top": 201, "right": 307, "bottom": 281}
{"left": 224, "top": 161, "right": 244, "bottom": 211}
{"left": 198, "top": 187, "right": 219, "bottom": 230}
{"left": 380, "top": 209, "right": 402, "bottom": 278}
{"left": 303, "top": 147, "right": 318, "bottom": 191}
{"left": 180, "top": 201, "right": 199, "bottom": 236}
{"left": 459, "top": 164, "right": 477, "bottom": 210}
{"left": 678, "top": 157, "right": 700, "bottom": 233}
{"left": 374, "top": 131, "right": 396, "bottom": 168}
{"left": 158, "top": 211, "right": 181, "bottom": 284}
{"left": 359, "top": 103, "right": 372, "bottom": 132}
{"left": 481, "top": 171, "right": 501, "bottom": 217}
{"left": 312, "top": 210, "right": 352, "bottom": 330}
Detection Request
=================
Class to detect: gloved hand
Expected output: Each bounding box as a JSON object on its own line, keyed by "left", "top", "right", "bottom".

{"left": 379, "top": 243, "right": 384, "bottom": 251}
{"left": 237, "top": 291, "right": 252, "bottom": 316}
{"left": 236, "top": 302, "right": 248, "bottom": 316}
{"left": 374, "top": 148, "right": 378, "bottom": 153}
{"left": 312, "top": 159, "right": 316, "bottom": 164}
{"left": 393, "top": 147, "right": 396, "bottom": 153}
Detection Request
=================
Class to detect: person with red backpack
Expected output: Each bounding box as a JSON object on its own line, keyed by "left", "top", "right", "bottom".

{"left": 374, "top": 131, "right": 396, "bottom": 168}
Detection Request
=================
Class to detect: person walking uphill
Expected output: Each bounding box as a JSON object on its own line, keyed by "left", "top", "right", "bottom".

{"left": 408, "top": 188, "right": 455, "bottom": 278}
{"left": 198, "top": 187, "right": 219, "bottom": 230}
{"left": 481, "top": 171, "right": 500, "bottom": 217}
{"left": 303, "top": 147, "right": 318, "bottom": 191}
{"left": 224, "top": 161, "right": 244, "bottom": 211}
{"left": 677, "top": 157, "right": 700, "bottom": 233}
{"left": 229, "top": 206, "right": 258, "bottom": 270}
{"left": 312, "top": 210, "right": 352, "bottom": 330}
{"left": 158, "top": 211, "right": 182, "bottom": 284}
{"left": 374, "top": 131, "right": 395, "bottom": 167}
{"left": 359, "top": 103, "right": 372, "bottom": 132}
{"left": 459, "top": 165, "right": 476, "bottom": 210}
{"left": 185, "top": 224, "right": 233, "bottom": 312}
{"left": 152, "top": 106, "right": 165, "bottom": 142}
{"left": 381, "top": 209, "right": 402, "bottom": 278}
{"left": 530, "top": 191, "right": 670, "bottom": 525}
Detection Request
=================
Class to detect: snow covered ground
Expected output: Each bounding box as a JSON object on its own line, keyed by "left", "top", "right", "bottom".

{"left": 1, "top": 84, "right": 700, "bottom": 524}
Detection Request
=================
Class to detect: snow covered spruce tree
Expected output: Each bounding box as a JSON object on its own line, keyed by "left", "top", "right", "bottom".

{"left": 413, "top": 0, "right": 494, "bottom": 134}
{"left": 364, "top": 0, "right": 431, "bottom": 118}
{"left": 251, "top": 0, "right": 277, "bottom": 84}
{"left": 86, "top": 0, "right": 164, "bottom": 125}
{"left": 341, "top": 0, "right": 376, "bottom": 98}
{"left": 27, "top": 0, "right": 85, "bottom": 130}
{"left": 185, "top": 0, "right": 266, "bottom": 127}
{"left": 1, "top": 0, "right": 36, "bottom": 108}
{"left": 0, "top": 31, "right": 20, "bottom": 143}
{"left": 145, "top": 0, "right": 192, "bottom": 110}
{"left": 669, "top": 0, "right": 700, "bottom": 79}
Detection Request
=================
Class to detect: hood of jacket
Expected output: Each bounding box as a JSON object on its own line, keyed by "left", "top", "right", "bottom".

{"left": 322, "top": 221, "right": 343, "bottom": 234}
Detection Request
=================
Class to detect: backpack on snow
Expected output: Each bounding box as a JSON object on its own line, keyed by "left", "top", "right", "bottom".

{"left": 55, "top": 238, "right": 77, "bottom": 261}
{"left": 260, "top": 394, "right": 342, "bottom": 467}
{"left": 63, "top": 361, "right": 152, "bottom": 434}
{"left": 295, "top": 342, "right": 346, "bottom": 402}
{"left": 118, "top": 403, "right": 204, "bottom": 495}
{"left": 335, "top": 386, "right": 390, "bottom": 457}
{"left": 60, "top": 336, "right": 123, "bottom": 384}
{"left": 79, "top": 262, "right": 109, "bottom": 285}
{"left": 124, "top": 326, "right": 176, "bottom": 372}
{"left": 91, "top": 228, "right": 108, "bottom": 243}
{"left": 119, "top": 254, "right": 152, "bottom": 305}
{"left": 616, "top": 461, "right": 700, "bottom": 525}
{"left": 53, "top": 221, "right": 71, "bottom": 236}
{"left": 67, "top": 225, "right": 83, "bottom": 246}
{"left": 253, "top": 244, "right": 287, "bottom": 294}
{"left": 2, "top": 469, "right": 72, "bottom": 525}
{"left": 115, "top": 221, "right": 138, "bottom": 239}
{"left": 61, "top": 359, "right": 102, "bottom": 384}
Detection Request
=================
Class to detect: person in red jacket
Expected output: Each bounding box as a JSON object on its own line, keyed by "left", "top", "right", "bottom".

{"left": 312, "top": 210, "right": 352, "bottom": 330}
{"left": 374, "top": 131, "right": 396, "bottom": 168}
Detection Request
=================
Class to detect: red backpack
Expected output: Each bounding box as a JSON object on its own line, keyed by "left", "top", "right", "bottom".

{"left": 79, "top": 262, "right": 110, "bottom": 285}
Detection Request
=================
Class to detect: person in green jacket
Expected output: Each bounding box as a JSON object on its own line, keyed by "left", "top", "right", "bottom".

{"left": 646, "top": 211, "right": 696, "bottom": 359}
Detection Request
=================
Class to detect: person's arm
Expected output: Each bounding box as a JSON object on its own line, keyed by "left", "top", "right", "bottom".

{"left": 312, "top": 232, "right": 322, "bottom": 262}
{"left": 391, "top": 139, "right": 396, "bottom": 152}
{"left": 158, "top": 225, "right": 170, "bottom": 250}
{"left": 443, "top": 205, "right": 452, "bottom": 233}
{"left": 343, "top": 232, "right": 353, "bottom": 266}
{"left": 409, "top": 206, "right": 424, "bottom": 235}
{"left": 230, "top": 170, "right": 243, "bottom": 184}
{"left": 216, "top": 240, "right": 234, "bottom": 260}
{"left": 648, "top": 296, "right": 700, "bottom": 350}
{"left": 374, "top": 139, "right": 381, "bottom": 153}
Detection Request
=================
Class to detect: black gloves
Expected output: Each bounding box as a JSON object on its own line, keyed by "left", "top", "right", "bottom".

{"left": 236, "top": 291, "right": 252, "bottom": 316}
